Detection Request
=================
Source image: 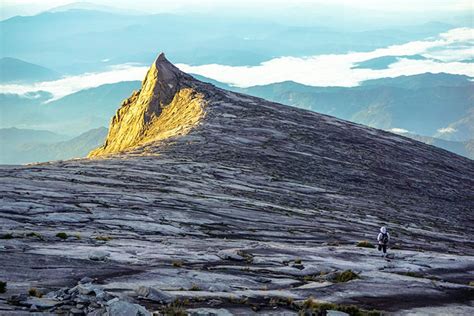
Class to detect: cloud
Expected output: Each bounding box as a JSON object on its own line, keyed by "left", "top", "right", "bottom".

{"left": 177, "top": 28, "right": 474, "bottom": 88}
{"left": 0, "top": 28, "right": 472, "bottom": 100}
{"left": 0, "top": 64, "right": 148, "bottom": 101}
{"left": 437, "top": 127, "right": 457, "bottom": 134}
{"left": 390, "top": 128, "right": 410, "bottom": 134}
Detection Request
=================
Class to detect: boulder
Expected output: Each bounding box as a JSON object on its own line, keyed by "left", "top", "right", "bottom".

{"left": 217, "top": 249, "right": 252, "bottom": 262}
{"left": 79, "top": 276, "right": 94, "bottom": 284}
{"left": 24, "top": 297, "right": 60, "bottom": 309}
{"left": 327, "top": 310, "right": 349, "bottom": 316}
{"left": 135, "top": 286, "right": 175, "bottom": 304}
{"left": 187, "top": 308, "right": 234, "bottom": 316}
{"left": 89, "top": 250, "right": 111, "bottom": 261}
{"left": 107, "top": 300, "right": 150, "bottom": 316}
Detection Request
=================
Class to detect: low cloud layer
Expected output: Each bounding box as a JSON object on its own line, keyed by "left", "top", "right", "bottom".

{"left": 177, "top": 28, "right": 474, "bottom": 88}
{"left": 389, "top": 128, "right": 410, "bottom": 134}
{"left": 437, "top": 127, "right": 457, "bottom": 134}
{"left": 0, "top": 64, "right": 148, "bottom": 101}
{"left": 0, "top": 28, "right": 472, "bottom": 100}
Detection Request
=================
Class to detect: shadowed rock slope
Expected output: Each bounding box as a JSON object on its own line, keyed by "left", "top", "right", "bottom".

{"left": 1, "top": 54, "right": 473, "bottom": 315}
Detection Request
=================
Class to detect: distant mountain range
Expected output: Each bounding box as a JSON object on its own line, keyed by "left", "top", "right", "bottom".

{"left": 47, "top": 1, "right": 144, "bottom": 15}
{"left": 352, "top": 55, "right": 430, "bottom": 70}
{"left": 0, "top": 81, "right": 140, "bottom": 135}
{"left": 392, "top": 132, "right": 474, "bottom": 160}
{"left": 1, "top": 73, "right": 472, "bottom": 162}
{"left": 0, "top": 57, "right": 61, "bottom": 83}
{"left": 214, "top": 73, "right": 473, "bottom": 142}
{"left": 0, "top": 9, "right": 460, "bottom": 74}
{"left": 0, "top": 127, "right": 107, "bottom": 164}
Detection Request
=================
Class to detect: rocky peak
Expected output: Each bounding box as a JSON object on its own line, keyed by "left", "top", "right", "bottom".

{"left": 88, "top": 53, "right": 206, "bottom": 157}
{"left": 139, "top": 53, "right": 190, "bottom": 120}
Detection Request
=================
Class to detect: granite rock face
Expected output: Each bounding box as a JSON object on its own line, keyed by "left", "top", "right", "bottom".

{"left": 89, "top": 53, "right": 206, "bottom": 157}
{"left": 1, "top": 53, "right": 473, "bottom": 315}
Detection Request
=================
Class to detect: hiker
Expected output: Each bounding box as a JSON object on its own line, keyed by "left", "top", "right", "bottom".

{"left": 377, "top": 226, "right": 390, "bottom": 257}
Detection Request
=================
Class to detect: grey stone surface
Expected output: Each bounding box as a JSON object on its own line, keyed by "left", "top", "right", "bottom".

{"left": 89, "top": 250, "right": 111, "bottom": 261}
{"left": 107, "top": 300, "right": 150, "bottom": 316}
{"left": 187, "top": 307, "right": 234, "bottom": 316}
{"left": 0, "top": 54, "right": 473, "bottom": 315}
{"left": 135, "top": 286, "right": 175, "bottom": 304}
{"left": 327, "top": 311, "right": 349, "bottom": 316}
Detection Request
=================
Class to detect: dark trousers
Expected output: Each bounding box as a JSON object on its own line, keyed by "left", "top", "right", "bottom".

{"left": 378, "top": 244, "right": 387, "bottom": 253}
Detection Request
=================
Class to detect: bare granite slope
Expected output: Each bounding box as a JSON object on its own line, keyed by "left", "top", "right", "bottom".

{"left": 1, "top": 54, "right": 473, "bottom": 315}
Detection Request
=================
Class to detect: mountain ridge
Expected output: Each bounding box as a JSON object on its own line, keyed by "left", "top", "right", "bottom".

{"left": 0, "top": 57, "right": 61, "bottom": 83}
{"left": 1, "top": 53, "right": 473, "bottom": 314}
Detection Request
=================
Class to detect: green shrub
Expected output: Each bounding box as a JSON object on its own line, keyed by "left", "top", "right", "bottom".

{"left": 303, "top": 275, "right": 317, "bottom": 282}
{"left": 28, "top": 287, "right": 42, "bottom": 298}
{"left": 294, "top": 258, "right": 302, "bottom": 264}
{"left": 469, "top": 281, "right": 474, "bottom": 286}
{"left": 0, "top": 233, "right": 13, "bottom": 239}
{"left": 0, "top": 281, "right": 6, "bottom": 293}
{"left": 189, "top": 284, "right": 201, "bottom": 291}
{"left": 236, "top": 250, "right": 254, "bottom": 263}
{"left": 402, "top": 271, "right": 423, "bottom": 278}
{"left": 95, "top": 235, "right": 112, "bottom": 241}
{"left": 26, "top": 232, "right": 43, "bottom": 240}
{"left": 172, "top": 260, "right": 183, "bottom": 267}
{"left": 334, "top": 270, "right": 359, "bottom": 283}
{"left": 162, "top": 301, "right": 187, "bottom": 316}
{"left": 299, "top": 297, "right": 381, "bottom": 316}
{"left": 356, "top": 241, "right": 375, "bottom": 248}
{"left": 56, "top": 232, "right": 68, "bottom": 240}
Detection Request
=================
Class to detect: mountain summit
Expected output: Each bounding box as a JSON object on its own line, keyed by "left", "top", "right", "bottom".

{"left": 2, "top": 53, "right": 474, "bottom": 314}
{"left": 89, "top": 53, "right": 206, "bottom": 157}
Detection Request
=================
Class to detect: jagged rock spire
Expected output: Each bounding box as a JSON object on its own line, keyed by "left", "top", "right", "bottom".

{"left": 88, "top": 53, "right": 206, "bottom": 157}
{"left": 139, "top": 53, "right": 189, "bottom": 122}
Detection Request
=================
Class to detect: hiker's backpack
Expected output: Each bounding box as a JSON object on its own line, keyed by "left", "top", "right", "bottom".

{"left": 381, "top": 233, "right": 389, "bottom": 244}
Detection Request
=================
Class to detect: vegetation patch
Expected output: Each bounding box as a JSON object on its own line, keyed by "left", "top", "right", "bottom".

{"left": 26, "top": 232, "right": 43, "bottom": 240}
{"left": 303, "top": 275, "right": 318, "bottom": 282}
{"left": 299, "top": 297, "right": 380, "bottom": 316}
{"left": 162, "top": 300, "right": 187, "bottom": 316}
{"left": 334, "top": 270, "right": 359, "bottom": 283}
{"left": 56, "top": 232, "right": 69, "bottom": 240}
{"left": 269, "top": 297, "right": 294, "bottom": 307}
{"left": 0, "top": 281, "right": 6, "bottom": 293}
{"left": 0, "top": 233, "right": 14, "bottom": 239}
{"left": 172, "top": 260, "right": 183, "bottom": 267}
{"left": 401, "top": 271, "right": 424, "bottom": 278}
{"left": 95, "top": 235, "right": 113, "bottom": 241}
{"left": 236, "top": 250, "right": 254, "bottom": 263}
{"left": 28, "top": 287, "right": 42, "bottom": 298}
{"left": 189, "top": 284, "right": 201, "bottom": 291}
{"left": 356, "top": 241, "right": 375, "bottom": 248}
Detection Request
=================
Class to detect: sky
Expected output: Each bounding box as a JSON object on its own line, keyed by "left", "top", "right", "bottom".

{"left": 1, "top": 0, "right": 472, "bottom": 20}
{"left": 1, "top": 0, "right": 472, "bottom": 11}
